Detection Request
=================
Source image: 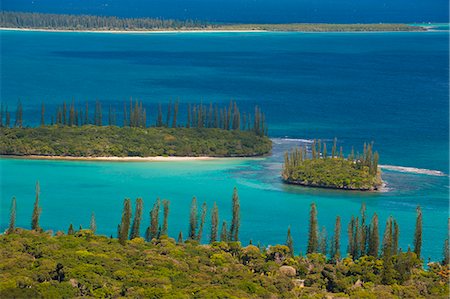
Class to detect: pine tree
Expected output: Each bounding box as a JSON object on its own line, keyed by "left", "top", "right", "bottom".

{"left": 130, "top": 198, "right": 143, "bottom": 239}
{"left": 381, "top": 217, "right": 394, "bottom": 284}
{"left": 90, "top": 212, "right": 97, "bottom": 234}
{"left": 15, "top": 99, "right": 23, "bottom": 128}
{"left": 5, "top": 105, "right": 11, "bottom": 127}
{"left": 331, "top": 216, "right": 341, "bottom": 261}
{"left": 359, "top": 203, "right": 367, "bottom": 256}
{"left": 67, "top": 224, "right": 75, "bottom": 235}
{"left": 172, "top": 100, "right": 179, "bottom": 128}
{"left": 286, "top": 226, "right": 294, "bottom": 257}
{"left": 84, "top": 102, "right": 89, "bottom": 125}
{"left": 157, "top": 103, "right": 163, "bottom": 127}
{"left": 220, "top": 221, "right": 228, "bottom": 242}
{"left": 177, "top": 231, "right": 183, "bottom": 244}
{"left": 161, "top": 200, "right": 169, "bottom": 236}
{"left": 210, "top": 202, "right": 219, "bottom": 243}
{"left": 147, "top": 198, "right": 160, "bottom": 241}
{"left": 189, "top": 197, "right": 198, "bottom": 240}
{"left": 40, "top": 102, "right": 45, "bottom": 126}
{"left": 413, "top": 206, "right": 423, "bottom": 259}
{"left": 229, "top": 187, "right": 240, "bottom": 242}
{"left": 31, "top": 181, "right": 42, "bottom": 231}
{"left": 368, "top": 213, "right": 380, "bottom": 257}
{"left": 197, "top": 202, "right": 207, "bottom": 241}
{"left": 307, "top": 203, "right": 319, "bottom": 254}
{"left": 319, "top": 226, "right": 327, "bottom": 255}
{"left": 347, "top": 216, "right": 357, "bottom": 258}
{"left": 7, "top": 197, "right": 16, "bottom": 234}
{"left": 166, "top": 101, "right": 171, "bottom": 127}
{"left": 443, "top": 238, "right": 449, "bottom": 265}
{"left": 392, "top": 220, "right": 399, "bottom": 254}
{"left": 118, "top": 199, "right": 132, "bottom": 245}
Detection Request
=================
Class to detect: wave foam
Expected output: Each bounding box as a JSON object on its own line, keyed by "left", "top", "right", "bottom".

{"left": 379, "top": 165, "right": 447, "bottom": 177}
{"left": 271, "top": 138, "right": 314, "bottom": 144}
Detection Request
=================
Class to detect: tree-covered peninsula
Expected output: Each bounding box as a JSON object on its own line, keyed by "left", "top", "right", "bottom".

{"left": 282, "top": 139, "right": 382, "bottom": 191}
{"left": 0, "top": 100, "right": 271, "bottom": 158}
{"left": 1, "top": 184, "right": 449, "bottom": 298}
{"left": 0, "top": 11, "right": 425, "bottom": 32}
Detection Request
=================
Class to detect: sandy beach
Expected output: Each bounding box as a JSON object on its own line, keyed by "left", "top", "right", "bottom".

{"left": 0, "top": 155, "right": 258, "bottom": 162}
{"left": 1, "top": 155, "right": 216, "bottom": 162}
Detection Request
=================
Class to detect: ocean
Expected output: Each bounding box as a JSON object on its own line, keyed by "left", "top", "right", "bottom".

{"left": 0, "top": 30, "right": 448, "bottom": 261}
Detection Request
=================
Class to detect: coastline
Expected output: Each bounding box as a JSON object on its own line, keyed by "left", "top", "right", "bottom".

{"left": 0, "top": 154, "right": 258, "bottom": 162}
{"left": 0, "top": 27, "right": 267, "bottom": 34}
{"left": 0, "top": 27, "right": 427, "bottom": 34}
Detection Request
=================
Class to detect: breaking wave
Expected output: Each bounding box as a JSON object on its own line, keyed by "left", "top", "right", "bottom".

{"left": 379, "top": 165, "right": 447, "bottom": 177}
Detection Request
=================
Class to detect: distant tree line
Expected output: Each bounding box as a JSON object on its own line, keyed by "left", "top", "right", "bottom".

{"left": 0, "top": 99, "right": 268, "bottom": 136}
{"left": 0, "top": 11, "right": 213, "bottom": 31}
{"left": 6, "top": 181, "right": 449, "bottom": 268}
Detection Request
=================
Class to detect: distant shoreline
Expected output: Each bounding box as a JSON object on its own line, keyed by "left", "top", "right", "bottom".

{"left": 0, "top": 27, "right": 428, "bottom": 34}
{"left": 0, "top": 154, "right": 255, "bottom": 162}
{"left": 0, "top": 27, "right": 267, "bottom": 34}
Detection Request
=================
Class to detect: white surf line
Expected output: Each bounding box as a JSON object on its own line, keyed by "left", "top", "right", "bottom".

{"left": 379, "top": 165, "right": 447, "bottom": 177}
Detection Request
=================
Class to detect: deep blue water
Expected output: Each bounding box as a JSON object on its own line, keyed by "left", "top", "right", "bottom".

{"left": 2, "top": 0, "right": 449, "bottom": 23}
{"left": 0, "top": 30, "right": 448, "bottom": 261}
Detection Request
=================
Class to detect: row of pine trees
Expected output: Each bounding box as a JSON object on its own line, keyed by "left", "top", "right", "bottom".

{"left": 0, "top": 100, "right": 268, "bottom": 136}
{"left": 5, "top": 182, "right": 449, "bottom": 266}
{"left": 282, "top": 138, "right": 380, "bottom": 178}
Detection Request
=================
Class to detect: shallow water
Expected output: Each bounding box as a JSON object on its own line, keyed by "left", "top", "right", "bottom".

{"left": 0, "top": 30, "right": 448, "bottom": 261}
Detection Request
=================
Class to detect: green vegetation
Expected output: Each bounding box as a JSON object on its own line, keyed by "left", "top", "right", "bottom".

{"left": 1, "top": 184, "right": 449, "bottom": 298}
{"left": 0, "top": 11, "right": 425, "bottom": 32}
{"left": 0, "top": 126, "right": 271, "bottom": 157}
{"left": 282, "top": 139, "right": 382, "bottom": 190}
{"left": 0, "top": 99, "right": 271, "bottom": 158}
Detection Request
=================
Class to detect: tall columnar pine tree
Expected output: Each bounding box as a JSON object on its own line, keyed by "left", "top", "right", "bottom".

{"left": 367, "top": 213, "right": 380, "bottom": 257}
{"left": 15, "top": 99, "right": 23, "bottom": 128}
{"left": 130, "top": 198, "right": 143, "bottom": 239}
{"left": 166, "top": 101, "right": 171, "bottom": 127}
{"left": 286, "top": 226, "right": 294, "bottom": 257}
{"left": 188, "top": 197, "right": 198, "bottom": 240}
{"left": 31, "top": 181, "right": 42, "bottom": 231}
{"left": 40, "top": 102, "right": 45, "bottom": 126}
{"left": 146, "top": 198, "right": 160, "bottom": 241}
{"left": 413, "top": 206, "right": 423, "bottom": 258}
{"left": 220, "top": 221, "right": 228, "bottom": 242}
{"left": 229, "top": 187, "right": 240, "bottom": 242}
{"left": 307, "top": 203, "right": 319, "bottom": 254}
{"left": 197, "top": 202, "right": 207, "bottom": 241}
{"left": 392, "top": 220, "right": 399, "bottom": 254}
{"left": 161, "top": 200, "right": 169, "bottom": 236}
{"left": 67, "top": 224, "right": 75, "bottom": 235}
{"left": 358, "top": 203, "right": 368, "bottom": 256}
{"left": 118, "top": 198, "right": 132, "bottom": 245}
{"left": 443, "top": 238, "right": 449, "bottom": 265}
{"left": 90, "top": 212, "right": 97, "bottom": 234}
{"left": 347, "top": 216, "right": 360, "bottom": 258}
{"left": 210, "top": 202, "right": 219, "bottom": 243}
{"left": 7, "top": 197, "right": 16, "bottom": 234}
{"left": 330, "top": 216, "right": 341, "bottom": 261}
{"left": 177, "top": 231, "right": 183, "bottom": 244}
{"left": 381, "top": 217, "right": 395, "bottom": 284}
{"left": 319, "top": 226, "right": 327, "bottom": 255}
{"left": 172, "top": 100, "right": 179, "bottom": 128}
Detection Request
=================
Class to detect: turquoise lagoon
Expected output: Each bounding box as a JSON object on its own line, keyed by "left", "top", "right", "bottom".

{"left": 0, "top": 30, "right": 448, "bottom": 261}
